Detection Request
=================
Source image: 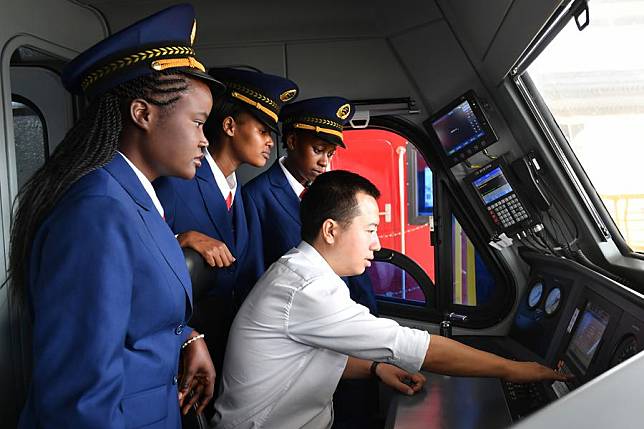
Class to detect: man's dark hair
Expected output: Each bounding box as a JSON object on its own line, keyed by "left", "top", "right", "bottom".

{"left": 300, "top": 170, "right": 380, "bottom": 243}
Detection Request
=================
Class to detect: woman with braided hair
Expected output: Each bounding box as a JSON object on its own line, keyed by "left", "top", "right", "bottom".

{"left": 9, "top": 5, "right": 223, "bottom": 428}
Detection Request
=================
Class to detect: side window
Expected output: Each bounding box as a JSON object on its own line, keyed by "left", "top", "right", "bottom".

{"left": 451, "top": 216, "right": 496, "bottom": 307}
{"left": 522, "top": 0, "right": 644, "bottom": 253}
{"left": 332, "top": 129, "right": 435, "bottom": 307}
{"left": 12, "top": 96, "right": 48, "bottom": 190}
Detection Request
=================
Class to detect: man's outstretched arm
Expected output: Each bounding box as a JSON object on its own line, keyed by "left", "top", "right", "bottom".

{"left": 422, "top": 335, "right": 568, "bottom": 383}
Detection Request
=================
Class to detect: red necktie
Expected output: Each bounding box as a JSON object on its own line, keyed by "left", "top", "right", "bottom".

{"left": 226, "top": 191, "right": 233, "bottom": 211}
{"left": 299, "top": 188, "right": 307, "bottom": 199}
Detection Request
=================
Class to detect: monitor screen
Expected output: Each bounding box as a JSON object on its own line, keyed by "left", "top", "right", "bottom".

{"left": 416, "top": 166, "right": 433, "bottom": 216}
{"left": 431, "top": 99, "right": 485, "bottom": 156}
{"left": 567, "top": 302, "right": 610, "bottom": 372}
{"left": 472, "top": 166, "right": 514, "bottom": 205}
{"left": 424, "top": 91, "right": 497, "bottom": 166}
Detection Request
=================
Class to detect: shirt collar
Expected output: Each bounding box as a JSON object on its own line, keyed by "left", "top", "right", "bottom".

{"left": 279, "top": 156, "right": 305, "bottom": 199}
{"left": 296, "top": 241, "right": 337, "bottom": 276}
{"left": 117, "top": 152, "right": 164, "bottom": 218}
{"left": 204, "top": 149, "right": 237, "bottom": 201}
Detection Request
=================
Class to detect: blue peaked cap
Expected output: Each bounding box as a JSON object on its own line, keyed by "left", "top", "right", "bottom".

{"left": 280, "top": 96, "right": 354, "bottom": 148}
{"left": 62, "top": 4, "right": 224, "bottom": 100}
{"left": 208, "top": 67, "right": 299, "bottom": 133}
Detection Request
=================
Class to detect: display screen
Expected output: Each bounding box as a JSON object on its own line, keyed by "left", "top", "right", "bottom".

{"left": 431, "top": 100, "right": 486, "bottom": 156}
{"left": 416, "top": 166, "right": 433, "bottom": 216}
{"left": 567, "top": 302, "right": 610, "bottom": 371}
{"left": 472, "top": 166, "right": 514, "bottom": 205}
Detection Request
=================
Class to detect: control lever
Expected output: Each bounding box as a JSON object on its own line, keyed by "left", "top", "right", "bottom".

{"left": 439, "top": 312, "right": 468, "bottom": 338}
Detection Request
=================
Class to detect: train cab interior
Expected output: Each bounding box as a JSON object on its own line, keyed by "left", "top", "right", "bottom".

{"left": 2, "top": 0, "right": 644, "bottom": 427}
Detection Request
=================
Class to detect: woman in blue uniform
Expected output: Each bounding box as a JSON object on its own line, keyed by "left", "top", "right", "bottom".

{"left": 243, "top": 97, "right": 378, "bottom": 314}
{"left": 243, "top": 97, "right": 381, "bottom": 428}
{"left": 153, "top": 67, "right": 298, "bottom": 402}
{"left": 8, "top": 5, "right": 219, "bottom": 428}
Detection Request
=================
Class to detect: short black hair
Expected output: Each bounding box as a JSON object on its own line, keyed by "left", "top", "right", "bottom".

{"left": 300, "top": 170, "right": 380, "bottom": 243}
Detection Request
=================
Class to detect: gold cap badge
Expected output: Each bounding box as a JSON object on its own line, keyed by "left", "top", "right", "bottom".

{"left": 280, "top": 89, "right": 297, "bottom": 102}
{"left": 336, "top": 103, "right": 351, "bottom": 120}
{"left": 190, "top": 19, "right": 197, "bottom": 45}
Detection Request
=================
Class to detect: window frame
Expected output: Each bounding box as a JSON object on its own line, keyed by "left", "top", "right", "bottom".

{"left": 11, "top": 93, "right": 50, "bottom": 161}
{"left": 347, "top": 116, "right": 517, "bottom": 327}
{"left": 373, "top": 247, "right": 440, "bottom": 321}
{"left": 510, "top": 1, "right": 644, "bottom": 264}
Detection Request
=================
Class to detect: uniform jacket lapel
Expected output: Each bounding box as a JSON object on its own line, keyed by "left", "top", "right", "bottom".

{"left": 194, "top": 162, "right": 235, "bottom": 250}
{"left": 232, "top": 187, "right": 249, "bottom": 257}
{"left": 104, "top": 156, "right": 193, "bottom": 310}
{"left": 267, "top": 161, "right": 301, "bottom": 226}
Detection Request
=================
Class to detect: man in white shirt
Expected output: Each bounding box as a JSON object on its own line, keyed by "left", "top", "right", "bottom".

{"left": 213, "top": 170, "right": 567, "bottom": 429}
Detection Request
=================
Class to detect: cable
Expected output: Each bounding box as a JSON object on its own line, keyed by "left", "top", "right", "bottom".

{"left": 542, "top": 175, "right": 580, "bottom": 240}
{"left": 463, "top": 160, "right": 483, "bottom": 169}
{"left": 482, "top": 149, "right": 497, "bottom": 160}
{"left": 531, "top": 228, "right": 556, "bottom": 255}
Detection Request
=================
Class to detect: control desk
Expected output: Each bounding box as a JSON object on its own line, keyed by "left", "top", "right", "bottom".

{"left": 385, "top": 250, "right": 644, "bottom": 429}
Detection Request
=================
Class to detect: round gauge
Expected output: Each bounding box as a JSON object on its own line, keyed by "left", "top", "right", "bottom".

{"left": 544, "top": 287, "right": 562, "bottom": 316}
{"left": 527, "top": 282, "right": 544, "bottom": 309}
{"left": 609, "top": 335, "right": 639, "bottom": 368}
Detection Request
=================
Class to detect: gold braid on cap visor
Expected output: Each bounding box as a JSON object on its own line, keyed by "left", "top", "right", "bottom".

{"left": 80, "top": 46, "right": 201, "bottom": 91}
{"left": 230, "top": 91, "right": 279, "bottom": 123}
{"left": 293, "top": 123, "right": 344, "bottom": 140}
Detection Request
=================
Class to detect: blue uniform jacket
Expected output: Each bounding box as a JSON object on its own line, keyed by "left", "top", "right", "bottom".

{"left": 153, "top": 162, "right": 262, "bottom": 303}
{"left": 243, "top": 161, "right": 378, "bottom": 314}
{"left": 19, "top": 155, "right": 193, "bottom": 429}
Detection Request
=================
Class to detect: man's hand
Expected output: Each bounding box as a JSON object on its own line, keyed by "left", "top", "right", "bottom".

{"left": 376, "top": 363, "right": 426, "bottom": 396}
{"left": 177, "top": 230, "right": 235, "bottom": 267}
{"left": 178, "top": 331, "right": 216, "bottom": 415}
{"left": 504, "top": 361, "right": 571, "bottom": 384}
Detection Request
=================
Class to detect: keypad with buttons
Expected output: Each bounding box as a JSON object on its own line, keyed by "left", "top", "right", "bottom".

{"left": 487, "top": 194, "right": 529, "bottom": 229}
{"left": 503, "top": 379, "right": 549, "bottom": 420}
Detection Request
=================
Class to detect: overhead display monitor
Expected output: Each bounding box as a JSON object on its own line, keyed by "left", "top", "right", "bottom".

{"left": 423, "top": 90, "right": 498, "bottom": 167}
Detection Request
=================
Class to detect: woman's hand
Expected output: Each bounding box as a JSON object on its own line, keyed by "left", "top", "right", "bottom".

{"left": 178, "top": 331, "right": 216, "bottom": 415}
{"left": 376, "top": 363, "right": 426, "bottom": 395}
{"left": 177, "top": 230, "right": 235, "bottom": 267}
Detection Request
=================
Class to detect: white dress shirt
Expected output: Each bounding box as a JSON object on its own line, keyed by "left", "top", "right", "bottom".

{"left": 204, "top": 148, "right": 237, "bottom": 204}
{"left": 278, "top": 156, "right": 305, "bottom": 199}
{"left": 117, "top": 152, "right": 164, "bottom": 218}
{"left": 212, "top": 241, "right": 430, "bottom": 429}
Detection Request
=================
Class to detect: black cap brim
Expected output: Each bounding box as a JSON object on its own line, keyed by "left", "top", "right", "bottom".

{"left": 317, "top": 132, "right": 346, "bottom": 149}
{"left": 180, "top": 68, "right": 226, "bottom": 97}
{"left": 235, "top": 103, "right": 280, "bottom": 134}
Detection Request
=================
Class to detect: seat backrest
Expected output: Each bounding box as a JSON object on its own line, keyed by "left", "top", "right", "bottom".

{"left": 183, "top": 248, "right": 216, "bottom": 303}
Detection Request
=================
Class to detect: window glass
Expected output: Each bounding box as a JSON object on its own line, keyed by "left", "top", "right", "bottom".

{"left": 527, "top": 0, "right": 644, "bottom": 251}
{"left": 12, "top": 98, "right": 47, "bottom": 190}
{"left": 367, "top": 261, "right": 425, "bottom": 305}
{"left": 451, "top": 216, "right": 495, "bottom": 306}
{"left": 333, "top": 129, "right": 434, "bottom": 304}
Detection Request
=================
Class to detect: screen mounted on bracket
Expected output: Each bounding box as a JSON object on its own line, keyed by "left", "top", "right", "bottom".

{"left": 423, "top": 90, "right": 498, "bottom": 167}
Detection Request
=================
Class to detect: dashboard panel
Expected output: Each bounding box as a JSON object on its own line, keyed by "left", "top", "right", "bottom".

{"left": 505, "top": 250, "right": 644, "bottom": 419}
{"left": 388, "top": 250, "right": 644, "bottom": 429}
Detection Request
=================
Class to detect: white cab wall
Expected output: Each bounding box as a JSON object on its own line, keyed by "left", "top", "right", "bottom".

{"left": 438, "top": 0, "right": 565, "bottom": 87}
{"left": 86, "top": 0, "right": 526, "bottom": 182}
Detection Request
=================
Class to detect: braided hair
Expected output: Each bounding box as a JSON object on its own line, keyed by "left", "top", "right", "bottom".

{"left": 203, "top": 97, "right": 245, "bottom": 145}
{"left": 7, "top": 70, "right": 191, "bottom": 306}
